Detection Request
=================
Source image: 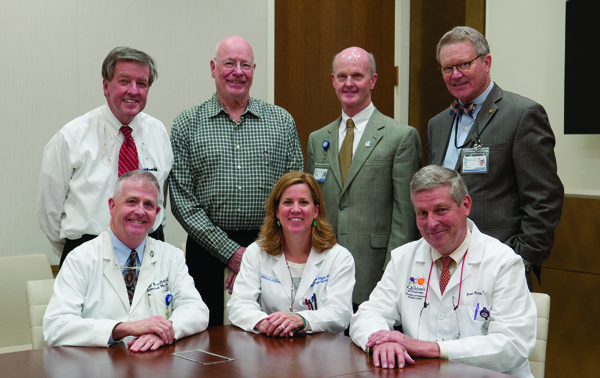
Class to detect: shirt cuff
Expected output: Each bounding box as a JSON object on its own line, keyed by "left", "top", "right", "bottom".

{"left": 437, "top": 341, "right": 448, "bottom": 359}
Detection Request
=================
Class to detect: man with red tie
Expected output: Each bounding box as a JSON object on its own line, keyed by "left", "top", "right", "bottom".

{"left": 38, "top": 47, "right": 173, "bottom": 267}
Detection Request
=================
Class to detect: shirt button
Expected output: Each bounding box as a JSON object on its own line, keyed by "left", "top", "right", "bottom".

{"left": 238, "top": 186, "right": 242, "bottom": 190}
{"left": 237, "top": 208, "right": 241, "bottom": 213}
{"left": 237, "top": 165, "right": 241, "bottom": 169}
{"left": 235, "top": 126, "right": 240, "bottom": 130}
{"left": 437, "top": 313, "right": 445, "bottom": 320}
{"left": 236, "top": 145, "right": 240, "bottom": 149}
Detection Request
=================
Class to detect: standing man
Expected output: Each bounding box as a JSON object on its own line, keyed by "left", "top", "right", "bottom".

{"left": 307, "top": 47, "right": 422, "bottom": 309}
{"left": 350, "top": 166, "right": 536, "bottom": 378}
{"left": 44, "top": 170, "right": 209, "bottom": 351}
{"left": 38, "top": 47, "right": 173, "bottom": 267}
{"left": 170, "top": 36, "right": 304, "bottom": 326}
{"left": 428, "top": 27, "right": 564, "bottom": 286}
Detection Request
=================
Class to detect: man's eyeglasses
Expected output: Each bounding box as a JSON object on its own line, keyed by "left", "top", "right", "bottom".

{"left": 439, "top": 54, "right": 484, "bottom": 77}
{"left": 214, "top": 59, "right": 254, "bottom": 72}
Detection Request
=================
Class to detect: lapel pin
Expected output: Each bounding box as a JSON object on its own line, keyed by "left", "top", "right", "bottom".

{"left": 489, "top": 109, "right": 493, "bottom": 114}
{"left": 150, "top": 250, "right": 154, "bottom": 258}
{"left": 322, "top": 140, "right": 330, "bottom": 152}
{"left": 365, "top": 140, "right": 371, "bottom": 147}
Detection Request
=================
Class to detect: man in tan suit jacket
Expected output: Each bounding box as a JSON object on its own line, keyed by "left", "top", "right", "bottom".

{"left": 307, "top": 47, "right": 422, "bottom": 307}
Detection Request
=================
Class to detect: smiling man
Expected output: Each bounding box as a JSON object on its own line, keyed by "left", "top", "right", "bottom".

{"left": 170, "top": 36, "right": 303, "bottom": 326}
{"left": 427, "top": 27, "right": 564, "bottom": 288}
{"left": 38, "top": 47, "right": 173, "bottom": 267}
{"left": 44, "top": 170, "right": 208, "bottom": 351}
{"left": 307, "top": 47, "right": 422, "bottom": 309}
{"left": 350, "top": 165, "right": 536, "bottom": 378}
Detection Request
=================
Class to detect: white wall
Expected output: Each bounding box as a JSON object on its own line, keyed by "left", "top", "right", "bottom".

{"left": 0, "top": 0, "right": 271, "bottom": 264}
{"left": 487, "top": 0, "right": 598, "bottom": 197}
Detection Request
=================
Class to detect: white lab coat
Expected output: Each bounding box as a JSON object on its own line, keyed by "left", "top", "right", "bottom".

{"left": 44, "top": 232, "right": 209, "bottom": 347}
{"left": 350, "top": 220, "right": 536, "bottom": 378}
{"left": 227, "top": 242, "right": 355, "bottom": 334}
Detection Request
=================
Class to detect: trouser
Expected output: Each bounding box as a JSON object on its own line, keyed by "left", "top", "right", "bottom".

{"left": 185, "top": 229, "right": 260, "bottom": 327}
{"left": 59, "top": 225, "right": 164, "bottom": 268}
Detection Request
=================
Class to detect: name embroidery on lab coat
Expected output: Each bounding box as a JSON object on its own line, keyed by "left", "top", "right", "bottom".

{"left": 147, "top": 277, "right": 169, "bottom": 292}
{"left": 310, "top": 275, "right": 329, "bottom": 287}
{"left": 261, "top": 274, "right": 280, "bottom": 283}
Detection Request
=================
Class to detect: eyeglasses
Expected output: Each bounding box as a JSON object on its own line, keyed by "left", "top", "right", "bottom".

{"left": 214, "top": 58, "right": 254, "bottom": 72}
{"left": 439, "top": 54, "right": 484, "bottom": 76}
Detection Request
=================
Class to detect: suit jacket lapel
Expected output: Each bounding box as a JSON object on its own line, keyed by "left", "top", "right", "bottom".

{"left": 323, "top": 118, "right": 343, "bottom": 190}
{"left": 342, "top": 109, "right": 384, "bottom": 193}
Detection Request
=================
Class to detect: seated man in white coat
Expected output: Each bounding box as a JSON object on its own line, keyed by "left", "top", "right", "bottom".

{"left": 44, "top": 170, "right": 209, "bottom": 352}
{"left": 350, "top": 165, "right": 536, "bottom": 378}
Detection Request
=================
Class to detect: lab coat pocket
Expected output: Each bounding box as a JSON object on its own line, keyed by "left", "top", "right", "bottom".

{"left": 149, "top": 290, "right": 172, "bottom": 319}
{"left": 465, "top": 304, "right": 490, "bottom": 336}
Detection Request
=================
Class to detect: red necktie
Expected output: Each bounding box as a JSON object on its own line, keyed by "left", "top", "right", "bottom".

{"left": 118, "top": 126, "right": 139, "bottom": 177}
{"left": 439, "top": 256, "right": 453, "bottom": 294}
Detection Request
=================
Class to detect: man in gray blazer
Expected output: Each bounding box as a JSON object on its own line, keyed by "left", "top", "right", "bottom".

{"left": 307, "top": 47, "right": 422, "bottom": 307}
{"left": 427, "top": 27, "right": 564, "bottom": 287}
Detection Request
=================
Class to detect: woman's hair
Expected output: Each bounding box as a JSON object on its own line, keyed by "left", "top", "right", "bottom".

{"left": 257, "top": 171, "right": 336, "bottom": 255}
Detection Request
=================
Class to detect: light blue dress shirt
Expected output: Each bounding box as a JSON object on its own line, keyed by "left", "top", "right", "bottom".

{"left": 442, "top": 81, "right": 495, "bottom": 169}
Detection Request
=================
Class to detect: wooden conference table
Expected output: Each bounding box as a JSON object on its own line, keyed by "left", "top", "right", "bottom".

{"left": 0, "top": 325, "right": 516, "bottom": 378}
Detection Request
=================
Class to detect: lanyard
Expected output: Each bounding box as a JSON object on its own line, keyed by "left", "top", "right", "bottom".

{"left": 422, "top": 249, "right": 468, "bottom": 310}
{"left": 453, "top": 114, "right": 482, "bottom": 150}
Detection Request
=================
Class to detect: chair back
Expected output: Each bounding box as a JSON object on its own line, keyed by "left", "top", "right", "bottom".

{"left": 26, "top": 279, "right": 55, "bottom": 349}
{"left": 0, "top": 254, "right": 53, "bottom": 353}
{"left": 530, "top": 293, "right": 551, "bottom": 378}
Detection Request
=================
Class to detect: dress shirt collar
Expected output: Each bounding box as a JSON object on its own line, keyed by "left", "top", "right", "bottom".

{"left": 108, "top": 226, "right": 146, "bottom": 268}
{"left": 431, "top": 220, "right": 472, "bottom": 265}
{"left": 102, "top": 103, "right": 141, "bottom": 131}
{"left": 460, "top": 81, "right": 495, "bottom": 119}
{"left": 340, "top": 102, "right": 374, "bottom": 134}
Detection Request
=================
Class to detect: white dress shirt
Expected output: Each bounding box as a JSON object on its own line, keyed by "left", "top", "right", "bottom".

{"left": 339, "top": 102, "right": 375, "bottom": 154}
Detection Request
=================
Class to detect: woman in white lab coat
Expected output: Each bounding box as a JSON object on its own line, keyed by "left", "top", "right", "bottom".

{"left": 227, "top": 171, "right": 355, "bottom": 336}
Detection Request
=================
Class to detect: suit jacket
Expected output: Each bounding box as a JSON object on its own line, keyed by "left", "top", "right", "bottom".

{"left": 428, "top": 83, "right": 564, "bottom": 281}
{"left": 307, "top": 108, "right": 422, "bottom": 303}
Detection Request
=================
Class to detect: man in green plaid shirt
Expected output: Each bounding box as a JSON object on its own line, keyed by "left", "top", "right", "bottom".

{"left": 170, "top": 36, "right": 304, "bottom": 326}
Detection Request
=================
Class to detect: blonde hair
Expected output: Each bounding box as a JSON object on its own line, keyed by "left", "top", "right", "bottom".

{"left": 258, "top": 171, "right": 336, "bottom": 255}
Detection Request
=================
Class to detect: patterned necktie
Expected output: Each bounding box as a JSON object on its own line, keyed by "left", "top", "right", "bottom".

{"left": 124, "top": 249, "right": 138, "bottom": 305}
{"left": 118, "top": 126, "right": 139, "bottom": 177}
{"left": 339, "top": 118, "right": 355, "bottom": 184}
{"left": 449, "top": 100, "right": 476, "bottom": 117}
{"left": 439, "top": 256, "right": 453, "bottom": 294}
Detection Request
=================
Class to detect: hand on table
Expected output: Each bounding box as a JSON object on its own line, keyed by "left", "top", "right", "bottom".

{"left": 255, "top": 312, "right": 303, "bottom": 337}
{"left": 371, "top": 342, "right": 415, "bottom": 368}
{"left": 127, "top": 333, "right": 167, "bottom": 352}
{"left": 112, "top": 315, "right": 175, "bottom": 345}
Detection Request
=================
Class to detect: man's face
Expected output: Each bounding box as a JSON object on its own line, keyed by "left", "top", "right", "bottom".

{"left": 109, "top": 179, "right": 160, "bottom": 248}
{"left": 413, "top": 186, "right": 471, "bottom": 256}
{"left": 331, "top": 48, "right": 377, "bottom": 117}
{"left": 439, "top": 41, "right": 491, "bottom": 104}
{"left": 211, "top": 37, "right": 255, "bottom": 104}
{"left": 103, "top": 61, "right": 150, "bottom": 125}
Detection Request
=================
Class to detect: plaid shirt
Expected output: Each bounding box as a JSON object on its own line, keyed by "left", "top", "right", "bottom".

{"left": 170, "top": 93, "right": 304, "bottom": 263}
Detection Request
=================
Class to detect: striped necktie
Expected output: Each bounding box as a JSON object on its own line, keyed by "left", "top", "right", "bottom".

{"left": 118, "top": 126, "right": 139, "bottom": 177}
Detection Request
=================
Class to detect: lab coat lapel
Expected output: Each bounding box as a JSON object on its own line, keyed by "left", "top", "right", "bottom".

{"left": 102, "top": 232, "right": 130, "bottom": 309}
{"left": 131, "top": 237, "right": 157, "bottom": 310}
{"left": 415, "top": 243, "right": 442, "bottom": 301}
{"left": 296, "top": 248, "right": 325, "bottom": 300}
{"left": 272, "top": 254, "right": 293, "bottom": 301}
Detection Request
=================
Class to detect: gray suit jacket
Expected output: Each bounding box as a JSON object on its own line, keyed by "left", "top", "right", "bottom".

{"left": 307, "top": 108, "right": 422, "bottom": 303}
{"left": 428, "top": 83, "right": 564, "bottom": 281}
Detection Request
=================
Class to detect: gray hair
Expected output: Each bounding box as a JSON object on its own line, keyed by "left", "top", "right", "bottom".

{"left": 102, "top": 47, "right": 158, "bottom": 86}
{"left": 113, "top": 170, "right": 160, "bottom": 201}
{"left": 213, "top": 40, "right": 255, "bottom": 64}
{"left": 332, "top": 51, "right": 377, "bottom": 77}
{"left": 436, "top": 26, "right": 490, "bottom": 63}
{"left": 410, "top": 166, "right": 468, "bottom": 206}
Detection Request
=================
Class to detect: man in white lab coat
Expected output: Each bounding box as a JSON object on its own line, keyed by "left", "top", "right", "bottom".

{"left": 44, "top": 170, "right": 208, "bottom": 352}
{"left": 350, "top": 166, "right": 536, "bottom": 378}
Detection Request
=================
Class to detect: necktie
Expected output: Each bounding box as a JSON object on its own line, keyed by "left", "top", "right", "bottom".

{"left": 339, "top": 118, "right": 355, "bottom": 184}
{"left": 118, "top": 126, "right": 139, "bottom": 177}
{"left": 449, "top": 100, "right": 476, "bottom": 117}
{"left": 439, "top": 256, "right": 453, "bottom": 295}
{"left": 124, "top": 249, "right": 138, "bottom": 305}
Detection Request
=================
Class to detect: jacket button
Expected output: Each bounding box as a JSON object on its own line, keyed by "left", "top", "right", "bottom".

{"left": 339, "top": 205, "right": 345, "bottom": 211}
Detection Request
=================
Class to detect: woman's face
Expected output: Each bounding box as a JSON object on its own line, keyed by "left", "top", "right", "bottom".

{"left": 276, "top": 183, "right": 319, "bottom": 239}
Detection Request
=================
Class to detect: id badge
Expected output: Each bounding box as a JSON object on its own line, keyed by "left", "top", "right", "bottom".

{"left": 461, "top": 147, "right": 489, "bottom": 174}
{"left": 313, "top": 168, "right": 328, "bottom": 182}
